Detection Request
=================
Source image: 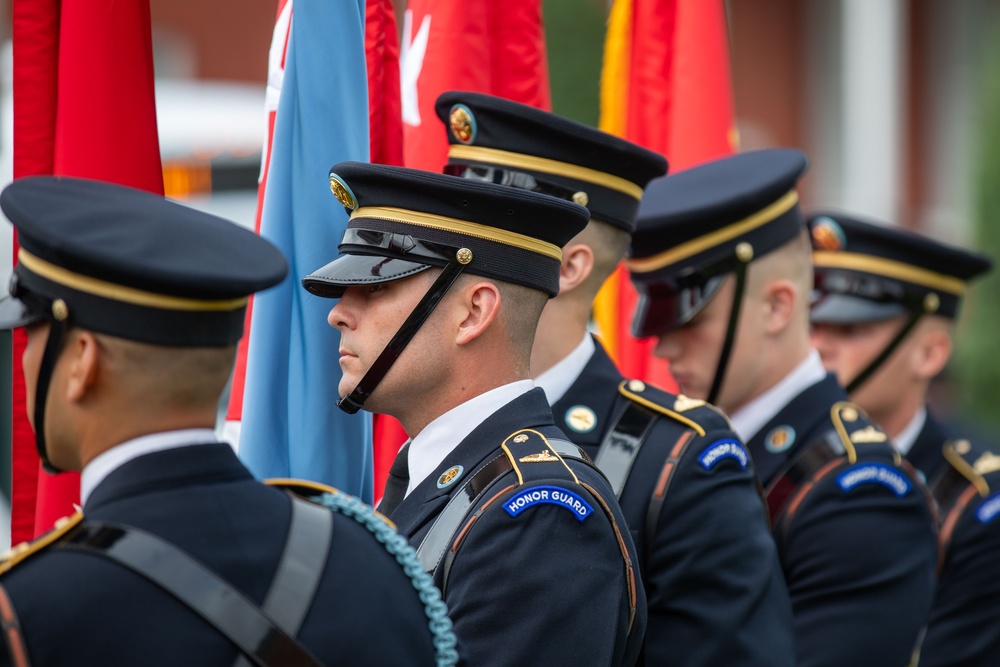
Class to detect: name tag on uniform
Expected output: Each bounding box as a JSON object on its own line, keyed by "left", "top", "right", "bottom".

{"left": 504, "top": 485, "right": 593, "bottom": 522}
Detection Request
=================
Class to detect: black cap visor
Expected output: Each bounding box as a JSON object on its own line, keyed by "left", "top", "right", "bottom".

{"left": 810, "top": 292, "right": 908, "bottom": 325}
{"left": 631, "top": 274, "right": 726, "bottom": 338}
{"left": 302, "top": 253, "right": 434, "bottom": 299}
{"left": 0, "top": 295, "right": 44, "bottom": 330}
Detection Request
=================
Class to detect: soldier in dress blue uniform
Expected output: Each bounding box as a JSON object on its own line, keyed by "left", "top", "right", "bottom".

{"left": 629, "top": 151, "right": 939, "bottom": 667}
{"left": 302, "top": 161, "right": 645, "bottom": 667}
{"left": 807, "top": 212, "right": 998, "bottom": 667}
{"left": 432, "top": 91, "right": 795, "bottom": 667}
{"left": 0, "top": 177, "right": 456, "bottom": 666}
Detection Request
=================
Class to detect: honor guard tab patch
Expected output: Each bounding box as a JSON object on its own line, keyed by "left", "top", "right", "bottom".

{"left": 975, "top": 491, "right": 1000, "bottom": 524}
{"left": 504, "top": 485, "right": 593, "bottom": 522}
{"left": 698, "top": 439, "right": 750, "bottom": 471}
{"left": 836, "top": 463, "right": 911, "bottom": 497}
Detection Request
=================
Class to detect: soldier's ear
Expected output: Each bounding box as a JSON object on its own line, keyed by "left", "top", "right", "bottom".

{"left": 63, "top": 330, "right": 101, "bottom": 404}
{"left": 455, "top": 280, "right": 501, "bottom": 346}
{"left": 913, "top": 321, "right": 952, "bottom": 381}
{"left": 558, "top": 242, "right": 595, "bottom": 294}
{"left": 761, "top": 278, "right": 797, "bottom": 336}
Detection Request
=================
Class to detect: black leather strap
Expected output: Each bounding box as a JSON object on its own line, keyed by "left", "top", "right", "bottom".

{"left": 57, "top": 521, "right": 322, "bottom": 667}
{"left": 377, "top": 443, "right": 411, "bottom": 517}
{"left": 33, "top": 315, "right": 69, "bottom": 473}
{"left": 415, "top": 439, "right": 588, "bottom": 581}
{"left": 846, "top": 310, "right": 923, "bottom": 394}
{"left": 594, "top": 401, "right": 658, "bottom": 498}
{"left": 233, "top": 494, "right": 333, "bottom": 667}
{"left": 929, "top": 463, "right": 970, "bottom": 523}
{"left": 0, "top": 581, "right": 30, "bottom": 667}
{"left": 708, "top": 260, "right": 749, "bottom": 405}
{"left": 764, "top": 431, "right": 847, "bottom": 527}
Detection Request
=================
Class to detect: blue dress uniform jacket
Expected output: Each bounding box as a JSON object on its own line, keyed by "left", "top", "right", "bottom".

{"left": 747, "top": 375, "right": 938, "bottom": 667}
{"left": 0, "top": 443, "right": 441, "bottom": 666}
{"left": 550, "top": 340, "right": 795, "bottom": 667}
{"left": 905, "top": 412, "right": 1000, "bottom": 667}
{"left": 387, "top": 387, "right": 646, "bottom": 667}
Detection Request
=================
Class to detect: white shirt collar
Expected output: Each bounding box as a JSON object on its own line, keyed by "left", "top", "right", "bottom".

{"left": 891, "top": 407, "right": 927, "bottom": 457}
{"left": 729, "top": 349, "right": 828, "bottom": 442}
{"left": 81, "top": 428, "right": 219, "bottom": 507}
{"left": 534, "top": 334, "right": 595, "bottom": 406}
{"left": 406, "top": 380, "right": 534, "bottom": 496}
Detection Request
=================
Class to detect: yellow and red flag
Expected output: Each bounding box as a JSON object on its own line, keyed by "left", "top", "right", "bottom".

{"left": 595, "top": 0, "right": 738, "bottom": 387}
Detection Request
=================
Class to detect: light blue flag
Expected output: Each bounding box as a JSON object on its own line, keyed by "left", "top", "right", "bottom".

{"left": 239, "top": 0, "right": 373, "bottom": 502}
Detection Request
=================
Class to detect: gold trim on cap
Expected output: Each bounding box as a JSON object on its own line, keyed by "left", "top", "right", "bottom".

{"left": 626, "top": 190, "right": 799, "bottom": 274}
{"left": 350, "top": 206, "right": 563, "bottom": 262}
{"left": 18, "top": 250, "right": 249, "bottom": 312}
{"left": 447, "top": 144, "right": 644, "bottom": 200}
{"left": 812, "top": 251, "right": 965, "bottom": 296}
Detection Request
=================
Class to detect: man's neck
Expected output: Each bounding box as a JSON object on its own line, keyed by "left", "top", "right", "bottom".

{"left": 396, "top": 369, "right": 526, "bottom": 438}
{"left": 531, "top": 299, "right": 589, "bottom": 378}
{"left": 869, "top": 390, "right": 927, "bottom": 441}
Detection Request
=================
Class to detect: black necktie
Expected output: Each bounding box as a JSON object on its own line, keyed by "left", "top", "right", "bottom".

{"left": 377, "top": 443, "right": 410, "bottom": 518}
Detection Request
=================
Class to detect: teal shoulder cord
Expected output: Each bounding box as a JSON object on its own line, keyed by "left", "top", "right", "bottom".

{"left": 316, "top": 492, "right": 460, "bottom": 667}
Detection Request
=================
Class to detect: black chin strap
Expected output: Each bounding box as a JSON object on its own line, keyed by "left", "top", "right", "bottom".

{"left": 337, "top": 255, "right": 469, "bottom": 414}
{"left": 707, "top": 258, "right": 750, "bottom": 406}
{"left": 845, "top": 310, "right": 923, "bottom": 395}
{"left": 34, "top": 314, "right": 70, "bottom": 473}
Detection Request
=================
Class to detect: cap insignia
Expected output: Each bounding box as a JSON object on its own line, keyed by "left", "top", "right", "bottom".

{"left": 565, "top": 406, "right": 597, "bottom": 433}
{"left": 449, "top": 104, "right": 477, "bottom": 145}
{"left": 329, "top": 173, "right": 358, "bottom": 210}
{"left": 437, "top": 465, "right": 464, "bottom": 489}
{"left": 456, "top": 248, "right": 473, "bottom": 265}
{"left": 572, "top": 191, "right": 589, "bottom": 207}
{"left": 765, "top": 425, "right": 796, "bottom": 453}
{"left": 849, "top": 425, "right": 888, "bottom": 444}
{"left": 519, "top": 451, "right": 560, "bottom": 463}
{"left": 811, "top": 216, "right": 847, "bottom": 251}
{"left": 673, "top": 394, "right": 705, "bottom": 412}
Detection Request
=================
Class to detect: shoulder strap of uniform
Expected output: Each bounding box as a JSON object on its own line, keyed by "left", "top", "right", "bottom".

{"left": 56, "top": 520, "right": 322, "bottom": 667}
{"left": 934, "top": 439, "right": 996, "bottom": 562}
{"left": 233, "top": 490, "right": 334, "bottom": 667}
{"left": 0, "top": 581, "right": 30, "bottom": 667}
{"left": 0, "top": 512, "right": 83, "bottom": 576}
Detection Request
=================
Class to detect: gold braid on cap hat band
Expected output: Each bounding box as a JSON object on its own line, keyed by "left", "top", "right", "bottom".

{"left": 349, "top": 206, "right": 563, "bottom": 262}
{"left": 17, "top": 250, "right": 249, "bottom": 311}
{"left": 626, "top": 190, "right": 799, "bottom": 274}
{"left": 812, "top": 251, "right": 966, "bottom": 296}
{"left": 447, "top": 145, "right": 645, "bottom": 200}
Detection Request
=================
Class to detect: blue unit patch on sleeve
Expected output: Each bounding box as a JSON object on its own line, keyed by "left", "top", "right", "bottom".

{"left": 698, "top": 439, "right": 750, "bottom": 471}
{"left": 504, "top": 485, "right": 593, "bottom": 522}
{"left": 975, "top": 491, "right": 1000, "bottom": 525}
{"left": 836, "top": 463, "right": 912, "bottom": 497}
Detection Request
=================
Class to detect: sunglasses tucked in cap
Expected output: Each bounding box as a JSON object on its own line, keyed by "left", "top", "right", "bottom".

{"left": 434, "top": 91, "right": 667, "bottom": 233}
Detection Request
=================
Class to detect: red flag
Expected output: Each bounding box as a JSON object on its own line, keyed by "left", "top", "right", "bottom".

{"left": 11, "top": 0, "right": 163, "bottom": 541}
{"left": 366, "top": 0, "right": 552, "bottom": 501}
{"left": 400, "top": 0, "right": 550, "bottom": 172}
{"left": 594, "top": 0, "right": 737, "bottom": 387}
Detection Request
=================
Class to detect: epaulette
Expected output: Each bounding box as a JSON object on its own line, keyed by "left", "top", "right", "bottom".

{"left": 941, "top": 439, "right": 995, "bottom": 498}
{"left": 618, "top": 379, "right": 734, "bottom": 436}
{"left": 0, "top": 511, "right": 83, "bottom": 576}
{"left": 829, "top": 401, "right": 893, "bottom": 465}
{"left": 500, "top": 428, "right": 584, "bottom": 486}
{"left": 265, "top": 478, "right": 396, "bottom": 528}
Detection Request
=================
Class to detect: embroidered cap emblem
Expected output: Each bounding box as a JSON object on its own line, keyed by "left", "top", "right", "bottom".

{"left": 565, "top": 406, "right": 597, "bottom": 433}
{"left": 811, "top": 216, "right": 847, "bottom": 251}
{"left": 436, "top": 465, "right": 464, "bottom": 489}
{"left": 329, "top": 173, "right": 358, "bottom": 210}
{"left": 765, "top": 425, "right": 796, "bottom": 454}
{"left": 449, "top": 104, "right": 477, "bottom": 144}
{"left": 519, "top": 451, "right": 560, "bottom": 463}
